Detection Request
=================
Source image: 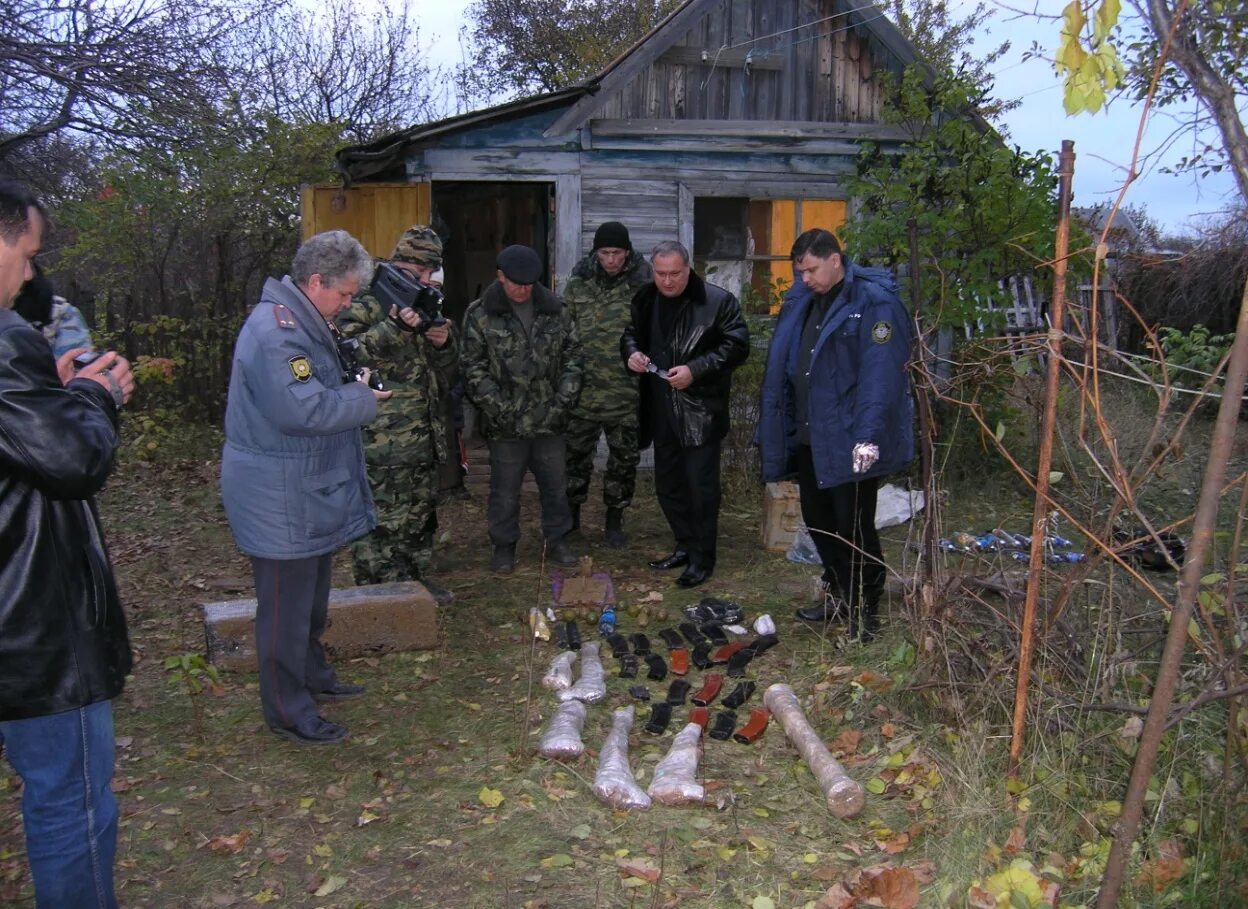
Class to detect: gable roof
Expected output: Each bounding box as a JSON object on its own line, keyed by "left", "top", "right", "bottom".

{"left": 337, "top": 0, "right": 929, "bottom": 181}
{"left": 545, "top": 0, "right": 928, "bottom": 136}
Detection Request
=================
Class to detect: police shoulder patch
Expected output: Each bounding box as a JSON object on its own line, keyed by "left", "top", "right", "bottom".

{"left": 871, "top": 320, "right": 893, "bottom": 344}
{"left": 289, "top": 355, "right": 312, "bottom": 382}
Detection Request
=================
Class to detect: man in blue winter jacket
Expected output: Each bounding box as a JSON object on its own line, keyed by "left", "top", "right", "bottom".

{"left": 221, "top": 230, "right": 390, "bottom": 745}
{"left": 757, "top": 229, "right": 914, "bottom": 640}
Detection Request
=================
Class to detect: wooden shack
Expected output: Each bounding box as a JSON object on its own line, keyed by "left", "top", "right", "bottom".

{"left": 307, "top": 0, "right": 925, "bottom": 318}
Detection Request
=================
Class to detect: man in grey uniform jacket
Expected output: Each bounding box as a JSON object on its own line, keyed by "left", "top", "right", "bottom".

{"left": 221, "top": 230, "right": 389, "bottom": 745}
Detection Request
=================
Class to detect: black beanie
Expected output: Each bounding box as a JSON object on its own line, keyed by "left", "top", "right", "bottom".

{"left": 592, "top": 221, "right": 631, "bottom": 251}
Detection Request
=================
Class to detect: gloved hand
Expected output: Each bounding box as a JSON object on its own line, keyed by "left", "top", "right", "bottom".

{"left": 852, "top": 442, "right": 879, "bottom": 474}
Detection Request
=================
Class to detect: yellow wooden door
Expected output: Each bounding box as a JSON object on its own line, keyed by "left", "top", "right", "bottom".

{"left": 300, "top": 183, "right": 431, "bottom": 259}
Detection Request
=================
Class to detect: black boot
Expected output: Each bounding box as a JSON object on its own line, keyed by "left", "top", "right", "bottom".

{"left": 567, "top": 504, "right": 582, "bottom": 539}
{"left": 604, "top": 507, "right": 628, "bottom": 548}
{"left": 849, "top": 603, "right": 881, "bottom": 643}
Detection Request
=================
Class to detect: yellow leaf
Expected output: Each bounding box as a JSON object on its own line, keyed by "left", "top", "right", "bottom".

{"left": 479, "top": 786, "right": 505, "bottom": 808}
{"left": 312, "top": 843, "right": 332, "bottom": 857}
{"left": 314, "top": 875, "right": 348, "bottom": 897}
{"left": 299, "top": 797, "right": 314, "bottom": 809}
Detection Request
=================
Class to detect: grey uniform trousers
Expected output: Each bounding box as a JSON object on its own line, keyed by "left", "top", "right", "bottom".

{"left": 250, "top": 554, "right": 340, "bottom": 729}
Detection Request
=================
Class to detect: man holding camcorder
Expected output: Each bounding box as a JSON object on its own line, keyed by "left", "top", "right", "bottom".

{"left": 337, "top": 226, "right": 458, "bottom": 603}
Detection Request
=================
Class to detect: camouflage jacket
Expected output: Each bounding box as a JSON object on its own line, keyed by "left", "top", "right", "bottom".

{"left": 562, "top": 250, "right": 650, "bottom": 419}
{"left": 461, "top": 281, "right": 582, "bottom": 440}
{"left": 336, "top": 284, "right": 458, "bottom": 467}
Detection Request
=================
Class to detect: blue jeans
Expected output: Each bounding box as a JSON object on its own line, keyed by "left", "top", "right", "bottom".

{"left": 0, "top": 701, "right": 120, "bottom": 909}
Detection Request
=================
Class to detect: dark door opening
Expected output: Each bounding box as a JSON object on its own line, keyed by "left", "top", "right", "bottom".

{"left": 431, "top": 181, "right": 553, "bottom": 324}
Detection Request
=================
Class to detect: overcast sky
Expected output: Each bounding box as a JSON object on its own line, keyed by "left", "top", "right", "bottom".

{"left": 412, "top": 1, "right": 1240, "bottom": 237}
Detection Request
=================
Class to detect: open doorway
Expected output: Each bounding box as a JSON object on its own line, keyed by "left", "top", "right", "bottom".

{"left": 431, "top": 181, "right": 553, "bottom": 323}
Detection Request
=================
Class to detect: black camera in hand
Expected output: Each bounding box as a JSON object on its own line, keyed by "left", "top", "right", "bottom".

{"left": 335, "top": 335, "right": 384, "bottom": 391}
{"left": 372, "top": 262, "right": 446, "bottom": 336}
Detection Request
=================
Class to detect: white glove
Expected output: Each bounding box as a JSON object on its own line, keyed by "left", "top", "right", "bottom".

{"left": 852, "top": 442, "right": 879, "bottom": 474}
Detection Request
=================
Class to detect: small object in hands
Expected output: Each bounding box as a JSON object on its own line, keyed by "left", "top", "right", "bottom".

{"left": 683, "top": 597, "right": 745, "bottom": 625}
{"left": 629, "top": 633, "right": 651, "bottom": 656}
{"left": 628, "top": 684, "right": 651, "bottom": 701}
{"left": 679, "top": 622, "right": 709, "bottom": 647}
{"left": 645, "top": 652, "right": 668, "bottom": 681}
{"left": 665, "top": 679, "right": 691, "bottom": 706}
{"left": 606, "top": 632, "right": 630, "bottom": 659}
{"left": 658, "top": 628, "right": 685, "bottom": 650}
{"left": 72, "top": 350, "right": 103, "bottom": 370}
{"left": 733, "top": 707, "right": 771, "bottom": 744}
{"left": 851, "top": 441, "right": 880, "bottom": 474}
{"left": 691, "top": 672, "right": 723, "bottom": 707}
{"left": 721, "top": 680, "right": 756, "bottom": 709}
{"left": 711, "top": 641, "right": 747, "bottom": 664}
{"left": 618, "top": 653, "right": 639, "bottom": 679}
{"left": 645, "top": 361, "right": 670, "bottom": 380}
{"left": 668, "top": 648, "right": 690, "bottom": 676}
{"left": 644, "top": 702, "right": 672, "bottom": 734}
{"left": 689, "top": 706, "right": 710, "bottom": 729}
{"left": 700, "top": 623, "right": 729, "bottom": 646}
{"left": 708, "top": 709, "right": 737, "bottom": 741}
{"left": 565, "top": 621, "right": 582, "bottom": 651}
{"left": 690, "top": 643, "right": 714, "bottom": 670}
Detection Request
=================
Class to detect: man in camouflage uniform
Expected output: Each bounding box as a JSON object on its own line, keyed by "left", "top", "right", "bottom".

{"left": 562, "top": 222, "right": 650, "bottom": 547}
{"left": 461, "top": 244, "right": 582, "bottom": 573}
{"left": 337, "top": 226, "right": 457, "bottom": 603}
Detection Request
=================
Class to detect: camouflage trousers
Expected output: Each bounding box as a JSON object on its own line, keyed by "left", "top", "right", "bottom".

{"left": 565, "top": 412, "right": 640, "bottom": 509}
{"left": 352, "top": 464, "right": 439, "bottom": 585}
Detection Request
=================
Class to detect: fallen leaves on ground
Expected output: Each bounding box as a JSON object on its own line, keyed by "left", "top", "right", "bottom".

{"left": 815, "top": 864, "right": 922, "bottom": 909}
{"left": 1134, "top": 838, "right": 1187, "bottom": 892}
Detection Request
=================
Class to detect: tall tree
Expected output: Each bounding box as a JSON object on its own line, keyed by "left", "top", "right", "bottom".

{"left": 0, "top": 0, "right": 232, "bottom": 160}
{"left": 465, "top": 0, "right": 681, "bottom": 97}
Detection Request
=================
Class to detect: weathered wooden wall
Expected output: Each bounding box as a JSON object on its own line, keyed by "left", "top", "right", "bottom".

{"left": 598, "top": 0, "right": 893, "bottom": 124}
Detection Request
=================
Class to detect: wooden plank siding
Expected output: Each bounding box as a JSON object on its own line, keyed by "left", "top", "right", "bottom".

{"left": 593, "top": 0, "right": 896, "bottom": 125}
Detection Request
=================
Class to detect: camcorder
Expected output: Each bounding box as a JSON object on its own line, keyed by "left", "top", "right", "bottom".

{"left": 371, "top": 262, "right": 446, "bottom": 335}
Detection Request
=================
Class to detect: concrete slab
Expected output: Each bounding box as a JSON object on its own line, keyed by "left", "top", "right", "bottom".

{"left": 202, "top": 581, "right": 439, "bottom": 672}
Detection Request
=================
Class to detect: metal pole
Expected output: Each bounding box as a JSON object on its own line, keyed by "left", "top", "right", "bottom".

{"left": 1008, "top": 139, "right": 1075, "bottom": 779}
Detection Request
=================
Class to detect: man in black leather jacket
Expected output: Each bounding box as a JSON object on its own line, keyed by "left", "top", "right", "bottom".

{"left": 622, "top": 240, "right": 749, "bottom": 587}
{"left": 0, "top": 180, "right": 135, "bottom": 909}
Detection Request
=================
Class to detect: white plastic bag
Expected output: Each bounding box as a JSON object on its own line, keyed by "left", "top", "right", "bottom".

{"left": 542, "top": 650, "right": 577, "bottom": 690}
{"left": 592, "top": 706, "right": 650, "bottom": 810}
{"left": 647, "top": 722, "right": 704, "bottom": 805}
{"left": 557, "top": 640, "right": 606, "bottom": 704}
{"left": 538, "top": 700, "right": 587, "bottom": 759}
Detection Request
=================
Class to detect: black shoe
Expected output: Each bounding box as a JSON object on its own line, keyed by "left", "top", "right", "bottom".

{"left": 795, "top": 597, "right": 849, "bottom": 623}
{"left": 567, "top": 504, "right": 583, "bottom": 539}
{"left": 648, "top": 550, "right": 689, "bottom": 571}
{"left": 491, "top": 544, "right": 516, "bottom": 574}
{"left": 547, "top": 538, "right": 579, "bottom": 568}
{"left": 269, "top": 715, "right": 349, "bottom": 745}
{"left": 604, "top": 507, "right": 628, "bottom": 548}
{"left": 418, "top": 577, "right": 454, "bottom": 606}
{"left": 848, "top": 608, "right": 881, "bottom": 643}
{"left": 676, "top": 565, "right": 713, "bottom": 588}
{"left": 313, "top": 682, "right": 366, "bottom": 703}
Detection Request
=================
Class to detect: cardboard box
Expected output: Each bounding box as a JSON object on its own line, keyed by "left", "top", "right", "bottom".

{"left": 761, "top": 480, "right": 803, "bottom": 552}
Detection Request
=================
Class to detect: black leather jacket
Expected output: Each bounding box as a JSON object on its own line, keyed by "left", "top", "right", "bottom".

{"left": 0, "top": 310, "right": 132, "bottom": 721}
{"left": 621, "top": 270, "right": 750, "bottom": 448}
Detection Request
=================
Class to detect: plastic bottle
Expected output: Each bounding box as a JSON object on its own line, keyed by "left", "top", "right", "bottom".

{"left": 598, "top": 605, "right": 616, "bottom": 636}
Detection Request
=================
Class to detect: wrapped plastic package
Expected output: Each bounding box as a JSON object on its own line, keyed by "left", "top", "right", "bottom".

{"left": 538, "top": 700, "right": 587, "bottom": 759}
{"left": 542, "top": 650, "right": 577, "bottom": 690}
{"left": 647, "top": 722, "right": 705, "bottom": 805}
{"left": 592, "top": 706, "right": 651, "bottom": 810}
{"left": 558, "top": 640, "right": 607, "bottom": 704}
{"left": 763, "top": 683, "right": 865, "bottom": 818}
